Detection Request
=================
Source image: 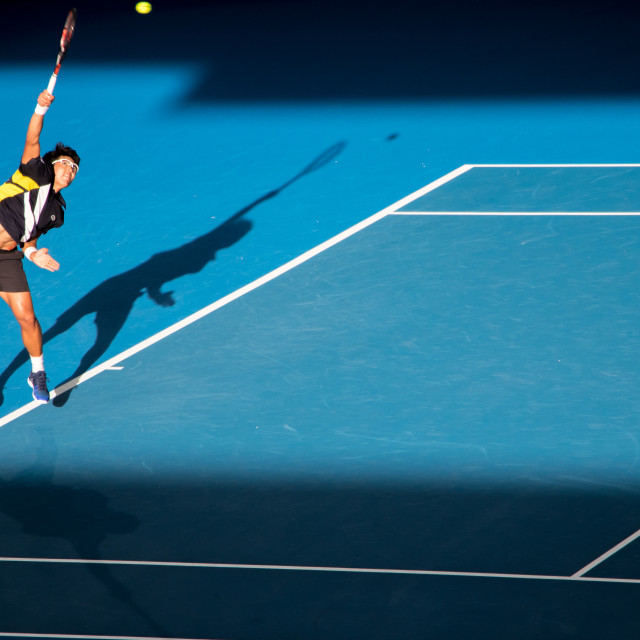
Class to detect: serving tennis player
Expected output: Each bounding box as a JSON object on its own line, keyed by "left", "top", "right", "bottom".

{"left": 0, "top": 89, "right": 80, "bottom": 404}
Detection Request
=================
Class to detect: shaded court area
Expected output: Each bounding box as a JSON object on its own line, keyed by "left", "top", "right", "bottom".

{"left": 1, "top": 166, "right": 640, "bottom": 638}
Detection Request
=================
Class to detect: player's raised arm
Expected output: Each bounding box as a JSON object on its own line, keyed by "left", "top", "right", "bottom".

{"left": 22, "top": 8, "right": 76, "bottom": 167}
{"left": 22, "top": 91, "right": 55, "bottom": 165}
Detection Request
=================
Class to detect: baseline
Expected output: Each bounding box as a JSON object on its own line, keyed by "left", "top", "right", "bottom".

{"left": 392, "top": 163, "right": 640, "bottom": 215}
{"left": 469, "top": 163, "right": 640, "bottom": 168}
{"left": 392, "top": 211, "right": 640, "bottom": 216}
{"left": 0, "top": 556, "right": 639, "bottom": 586}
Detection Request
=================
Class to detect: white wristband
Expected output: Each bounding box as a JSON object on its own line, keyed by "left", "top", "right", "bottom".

{"left": 35, "top": 103, "right": 48, "bottom": 116}
{"left": 24, "top": 247, "right": 37, "bottom": 261}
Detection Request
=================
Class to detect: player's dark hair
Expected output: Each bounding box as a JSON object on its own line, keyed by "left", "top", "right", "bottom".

{"left": 43, "top": 142, "right": 80, "bottom": 167}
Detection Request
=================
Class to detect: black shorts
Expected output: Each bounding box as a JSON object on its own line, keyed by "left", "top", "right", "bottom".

{"left": 0, "top": 249, "right": 29, "bottom": 293}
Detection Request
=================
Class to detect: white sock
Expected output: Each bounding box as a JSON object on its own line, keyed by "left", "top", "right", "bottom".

{"left": 30, "top": 354, "right": 45, "bottom": 373}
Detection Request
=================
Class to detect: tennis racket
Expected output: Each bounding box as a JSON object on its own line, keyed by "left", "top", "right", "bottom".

{"left": 46, "top": 8, "right": 77, "bottom": 95}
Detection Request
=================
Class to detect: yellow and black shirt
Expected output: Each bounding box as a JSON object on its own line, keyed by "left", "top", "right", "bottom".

{"left": 0, "top": 157, "right": 65, "bottom": 245}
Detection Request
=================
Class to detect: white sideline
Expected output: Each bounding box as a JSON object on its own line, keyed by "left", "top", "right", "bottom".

{"left": 0, "top": 164, "right": 471, "bottom": 429}
{"left": 573, "top": 526, "right": 640, "bottom": 578}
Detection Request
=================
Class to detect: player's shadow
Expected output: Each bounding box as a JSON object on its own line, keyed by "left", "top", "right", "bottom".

{"left": 0, "top": 426, "right": 168, "bottom": 634}
{"left": 50, "top": 211, "right": 253, "bottom": 407}
{"left": 0, "top": 141, "right": 346, "bottom": 407}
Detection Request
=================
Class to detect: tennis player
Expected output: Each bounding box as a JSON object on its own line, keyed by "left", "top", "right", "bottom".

{"left": 0, "top": 89, "right": 80, "bottom": 404}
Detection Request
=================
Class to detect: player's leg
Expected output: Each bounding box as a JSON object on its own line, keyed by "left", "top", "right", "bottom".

{"left": 0, "top": 290, "right": 50, "bottom": 403}
{"left": 0, "top": 251, "right": 50, "bottom": 404}
{"left": 0, "top": 291, "right": 42, "bottom": 354}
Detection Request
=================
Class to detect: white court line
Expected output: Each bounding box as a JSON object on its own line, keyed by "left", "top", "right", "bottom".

{"left": 0, "top": 164, "right": 471, "bottom": 429}
{"left": 469, "top": 163, "right": 640, "bottom": 168}
{"left": 0, "top": 635, "right": 214, "bottom": 640}
{"left": 392, "top": 210, "right": 640, "bottom": 216}
{"left": 378, "top": 163, "right": 472, "bottom": 213}
{"left": 391, "top": 163, "right": 640, "bottom": 215}
{"left": 0, "top": 555, "right": 639, "bottom": 586}
{"left": 572, "top": 526, "right": 640, "bottom": 578}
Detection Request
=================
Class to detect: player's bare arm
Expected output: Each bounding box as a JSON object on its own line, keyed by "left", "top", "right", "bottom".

{"left": 22, "top": 91, "right": 54, "bottom": 164}
{"left": 23, "top": 239, "right": 60, "bottom": 273}
{"left": 0, "top": 91, "right": 55, "bottom": 251}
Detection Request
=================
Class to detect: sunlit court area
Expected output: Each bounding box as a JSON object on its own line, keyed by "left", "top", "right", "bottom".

{"left": 2, "top": 0, "right": 640, "bottom": 638}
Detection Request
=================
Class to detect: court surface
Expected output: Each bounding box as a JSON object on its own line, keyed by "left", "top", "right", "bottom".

{"left": 2, "top": 1, "right": 640, "bottom": 638}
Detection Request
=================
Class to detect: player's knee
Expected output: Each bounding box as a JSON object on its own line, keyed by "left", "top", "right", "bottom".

{"left": 15, "top": 310, "right": 38, "bottom": 331}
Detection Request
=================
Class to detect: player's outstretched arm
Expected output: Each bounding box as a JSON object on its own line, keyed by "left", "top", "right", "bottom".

{"left": 23, "top": 240, "right": 60, "bottom": 272}
{"left": 22, "top": 91, "right": 55, "bottom": 165}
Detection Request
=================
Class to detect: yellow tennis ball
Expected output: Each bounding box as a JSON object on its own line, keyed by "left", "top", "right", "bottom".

{"left": 135, "top": 2, "right": 152, "bottom": 14}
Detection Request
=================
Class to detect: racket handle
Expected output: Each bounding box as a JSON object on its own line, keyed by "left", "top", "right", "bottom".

{"left": 47, "top": 73, "right": 58, "bottom": 95}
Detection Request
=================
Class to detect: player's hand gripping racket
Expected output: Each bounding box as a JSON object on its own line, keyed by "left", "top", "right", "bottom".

{"left": 46, "top": 8, "right": 77, "bottom": 95}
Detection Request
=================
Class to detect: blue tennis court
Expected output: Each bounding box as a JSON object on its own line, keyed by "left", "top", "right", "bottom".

{"left": 2, "top": 1, "right": 640, "bottom": 638}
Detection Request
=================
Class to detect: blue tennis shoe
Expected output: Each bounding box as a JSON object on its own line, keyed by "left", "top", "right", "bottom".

{"left": 28, "top": 371, "right": 50, "bottom": 404}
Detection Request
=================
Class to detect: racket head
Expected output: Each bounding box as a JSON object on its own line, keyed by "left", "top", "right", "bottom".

{"left": 58, "top": 8, "right": 77, "bottom": 58}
